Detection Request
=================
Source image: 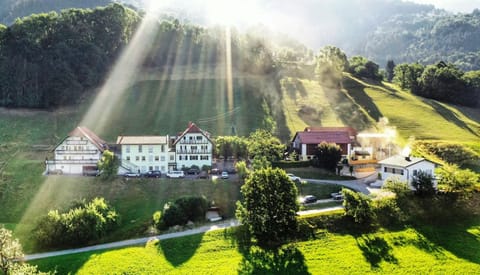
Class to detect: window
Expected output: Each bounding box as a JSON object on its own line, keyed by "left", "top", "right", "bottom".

{"left": 136, "top": 156, "right": 140, "bottom": 161}
{"left": 155, "top": 156, "right": 159, "bottom": 161}
{"left": 413, "top": 170, "right": 418, "bottom": 176}
{"left": 179, "top": 156, "right": 182, "bottom": 161}
{"left": 148, "top": 146, "right": 153, "bottom": 153}
{"left": 126, "top": 156, "right": 130, "bottom": 161}
{"left": 149, "top": 166, "right": 153, "bottom": 171}
{"left": 142, "top": 156, "right": 146, "bottom": 161}
{"left": 161, "top": 145, "right": 165, "bottom": 152}
{"left": 201, "top": 155, "right": 209, "bottom": 160}
{"left": 196, "top": 136, "right": 202, "bottom": 140}
{"left": 126, "top": 145, "right": 130, "bottom": 153}
{"left": 190, "top": 155, "right": 198, "bottom": 160}
{"left": 161, "top": 156, "right": 165, "bottom": 161}
{"left": 155, "top": 166, "right": 159, "bottom": 171}
{"left": 170, "top": 155, "right": 174, "bottom": 161}
{"left": 139, "top": 145, "right": 143, "bottom": 153}
{"left": 148, "top": 155, "right": 153, "bottom": 162}
{"left": 161, "top": 166, "right": 165, "bottom": 171}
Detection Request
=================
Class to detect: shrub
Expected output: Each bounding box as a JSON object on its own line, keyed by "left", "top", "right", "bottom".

{"left": 436, "top": 164, "right": 479, "bottom": 194}
{"left": 162, "top": 196, "right": 209, "bottom": 227}
{"left": 35, "top": 198, "right": 119, "bottom": 248}
{"left": 413, "top": 141, "right": 479, "bottom": 166}
{"left": 342, "top": 188, "right": 374, "bottom": 225}
{"left": 382, "top": 177, "right": 410, "bottom": 197}
{"left": 372, "top": 197, "right": 406, "bottom": 227}
{"left": 411, "top": 171, "right": 435, "bottom": 196}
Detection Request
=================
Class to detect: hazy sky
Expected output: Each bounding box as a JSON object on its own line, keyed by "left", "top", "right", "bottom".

{"left": 409, "top": 0, "right": 480, "bottom": 13}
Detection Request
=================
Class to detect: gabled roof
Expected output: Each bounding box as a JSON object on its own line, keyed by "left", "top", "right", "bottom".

{"left": 173, "top": 122, "right": 212, "bottom": 145}
{"left": 294, "top": 131, "right": 354, "bottom": 145}
{"left": 116, "top": 136, "right": 168, "bottom": 145}
{"left": 67, "top": 126, "right": 108, "bottom": 151}
{"left": 378, "top": 155, "right": 434, "bottom": 168}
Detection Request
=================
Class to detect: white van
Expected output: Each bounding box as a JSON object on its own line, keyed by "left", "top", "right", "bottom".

{"left": 166, "top": 170, "right": 185, "bottom": 178}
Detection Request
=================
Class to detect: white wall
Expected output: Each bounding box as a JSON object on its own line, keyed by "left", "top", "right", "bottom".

{"left": 120, "top": 143, "right": 169, "bottom": 173}
{"left": 175, "top": 133, "right": 212, "bottom": 169}
{"left": 49, "top": 136, "right": 102, "bottom": 175}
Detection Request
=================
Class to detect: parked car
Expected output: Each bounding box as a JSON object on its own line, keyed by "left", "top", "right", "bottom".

{"left": 144, "top": 170, "right": 162, "bottom": 178}
{"left": 124, "top": 171, "right": 141, "bottom": 178}
{"left": 331, "top": 192, "right": 344, "bottom": 200}
{"left": 198, "top": 171, "right": 209, "bottom": 179}
{"left": 211, "top": 168, "right": 220, "bottom": 175}
{"left": 187, "top": 168, "right": 200, "bottom": 175}
{"left": 302, "top": 195, "right": 317, "bottom": 204}
{"left": 221, "top": 171, "right": 229, "bottom": 179}
{"left": 287, "top": 173, "right": 301, "bottom": 183}
{"left": 166, "top": 170, "right": 185, "bottom": 178}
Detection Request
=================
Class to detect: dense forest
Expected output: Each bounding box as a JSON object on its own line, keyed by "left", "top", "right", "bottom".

{"left": 1, "top": 2, "right": 480, "bottom": 109}
{"left": 365, "top": 9, "right": 480, "bottom": 71}
{"left": 0, "top": 0, "right": 112, "bottom": 25}
{"left": 0, "top": 4, "right": 140, "bottom": 108}
{"left": 0, "top": 3, "right": 276, "bottom": 108}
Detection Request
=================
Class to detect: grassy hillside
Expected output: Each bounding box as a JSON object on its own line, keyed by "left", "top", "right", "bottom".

{"left": 31, "top": 211, "right": 480, "bottom": 274}
{"left": 280, "top": 74, "right": 480, "bottom": 143}
{"left": 98, "top": 78, "right": 274, "bottom": 140}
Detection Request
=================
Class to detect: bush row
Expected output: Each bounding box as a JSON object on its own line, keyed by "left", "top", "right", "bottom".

{"left": 34, "top": 198, "right": 119, "bottom": 248}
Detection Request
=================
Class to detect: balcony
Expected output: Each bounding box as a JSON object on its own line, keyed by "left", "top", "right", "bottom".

{"left": 176, "top": 150, "right": 211, "bottom": 154}
{"left": 55, "top": 150, "right": 99, "bottom": 155}
{"left": 177, "top": 140, "right": 209, "bottom": 144}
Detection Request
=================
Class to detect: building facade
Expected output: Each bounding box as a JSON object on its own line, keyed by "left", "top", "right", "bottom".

{"left": 173, "top": 122, "right": 213, "bottom": 169}
{"left": 116, "top": 136, "right": 170, "bottom": 174}
{"left": 379, "top": 155, "right": 436, "bottom": 187}
{"left": 292, "top": 127, "right": 357, "bottom": 161}
{"left": 46, "top": 127, "right": 108, "bottom": 175}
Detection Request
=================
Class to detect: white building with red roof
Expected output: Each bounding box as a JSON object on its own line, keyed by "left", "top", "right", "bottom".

{"left": 173, "top": 122, "right": 213, "bottom": 169}
{"left": 292, "top": 127, "right": 357, "bottom": 161}
{"left": 46, "top": 126, "right": 108, "bottom": 175}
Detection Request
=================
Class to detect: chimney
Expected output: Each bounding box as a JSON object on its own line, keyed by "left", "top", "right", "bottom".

{"left": 405, "top": 155, "right": 411, "bottom": 161}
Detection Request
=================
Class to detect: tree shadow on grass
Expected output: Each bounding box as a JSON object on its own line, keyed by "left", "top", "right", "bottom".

{"left": 223, "top": 226, "right": 310, "bottom": 274}
{"left": 421, "top": 99, "right": 479, "bottom": 137}
{"left": 412, "top": 222, "right": 480, "bottom": 264}
{"left": 356, "top": 235, "right": 398, "bottom": 269}
{"left": 237, "top": 245, "right": 310, "bottom": 275}
{"left": 342, "top": 77, "right": 383, "bottom": 122}
{"left": 158, "top": 232, "right": 205, "bottom": 267}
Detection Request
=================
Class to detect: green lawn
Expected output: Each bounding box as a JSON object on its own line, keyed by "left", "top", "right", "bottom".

{"left": 90, "top": 78, "right": 272, "bottom": 141}
{"left": 281, "top": 74, "right": 480, "bottom": 143}
{"left": 31, "top": 211, "right": 480, "bottom": 274}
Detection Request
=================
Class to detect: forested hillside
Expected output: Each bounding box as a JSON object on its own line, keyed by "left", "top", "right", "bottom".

{"left": 0, "top": 4, "right": 140, "bottom": 108}
{"left": 0, "top": 0, "right": 112, "bottom": 25}
{"left": 365, "top": 9, "right": 480, "bottom": 70}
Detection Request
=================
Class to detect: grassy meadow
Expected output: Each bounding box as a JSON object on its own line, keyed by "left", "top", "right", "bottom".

{"left": 30, "top": 210, "right": 480, "bottom": 274}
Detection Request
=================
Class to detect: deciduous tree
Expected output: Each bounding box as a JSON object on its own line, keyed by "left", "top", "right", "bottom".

{"left": 236, "top": 168, "right": 299, "bottom": 247}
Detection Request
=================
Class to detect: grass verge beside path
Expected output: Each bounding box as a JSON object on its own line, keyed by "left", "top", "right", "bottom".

{"left": 31, "top": 211, "right": 480, "bottom": 274}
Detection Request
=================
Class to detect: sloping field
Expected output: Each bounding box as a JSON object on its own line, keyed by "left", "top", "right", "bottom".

{"left": 281, "top": 74, "right": 480, "bottom": 142}
{"left": 97, "top": 78, "right": 275, "bottom": 140}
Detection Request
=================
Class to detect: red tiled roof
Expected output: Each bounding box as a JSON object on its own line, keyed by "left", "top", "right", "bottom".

{"left": 296, "top": 131, "right": 353, "bottom": 145}
{"left": 173, "top": 122, "right": 212, "bottom": 145}
{"left": 68, "top": 126, "right": 108, "bottom": 151}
